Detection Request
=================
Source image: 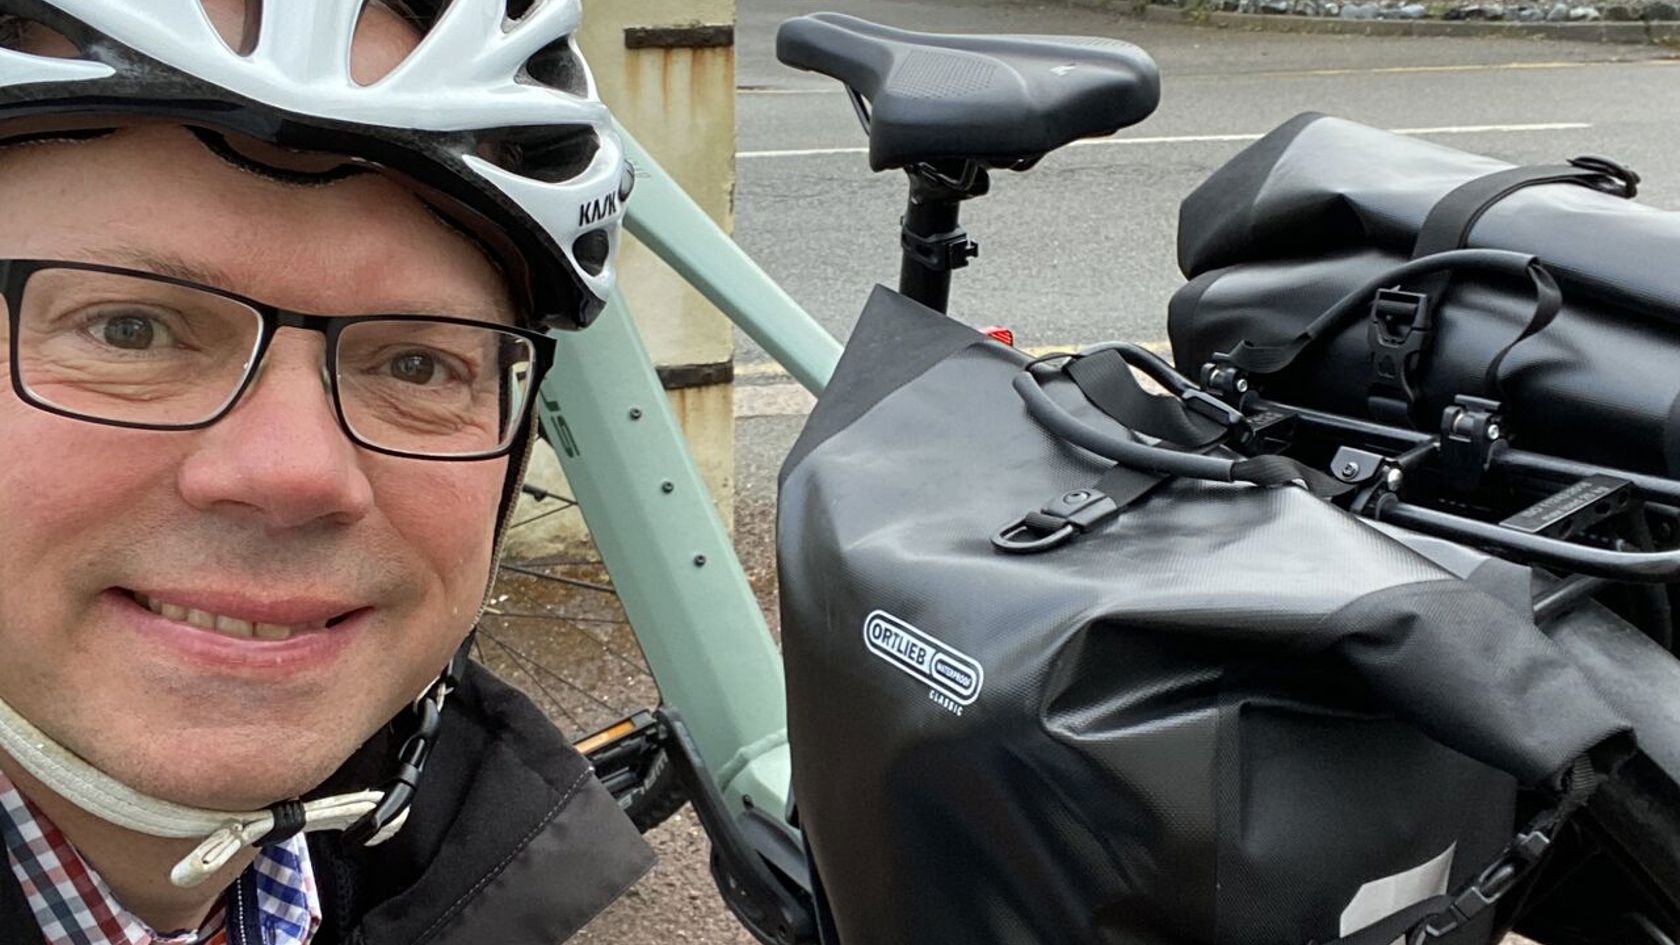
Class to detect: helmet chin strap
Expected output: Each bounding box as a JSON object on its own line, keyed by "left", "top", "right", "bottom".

{"left": 0, "top": 636, "right": 471, "bottom": 889}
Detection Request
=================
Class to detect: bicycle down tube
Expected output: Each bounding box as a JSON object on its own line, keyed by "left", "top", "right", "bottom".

{"left": 532, "top": 126, "right": 840, "bottom": 819}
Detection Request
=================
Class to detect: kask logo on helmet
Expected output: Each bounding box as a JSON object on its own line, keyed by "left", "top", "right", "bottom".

{"left": 579, "top": 188, "right": 620, "bottom": 227}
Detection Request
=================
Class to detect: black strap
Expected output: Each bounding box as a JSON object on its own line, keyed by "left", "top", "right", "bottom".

{"left": 1094, "top": 462, "right": 1171, "bottom": 508}
{"left": 1318, "top": 895, "right": 1454, "bottom": 945}
{"left": 1225, "top": 160, "right": 1634, "bottom": 417}
{"left": 1315, "top": 754, "right": 1605, "bottom": 945}
{"left": 1385, "top": 161, "right": 1633, "bottom": 421}
{"left": 1231, "top": 454, "right": 1352, "bottom": 500}
{"left": 1005, "top": 463, "right": 1170, "bottom": 553}
{"left": 1221, "top": 249, "right": 1556, "bottom": 386}
{"left": 1483, "top": 263, "right": 1561, "bottom": 399}
{"left": 1065, "top": 350, "right": 1227, "bottom": 448}
{"left": 1219, "top": 250, "right": 1506, "bottom": 376}
{"left": 1408, "top": 163, "right": 1615, "bottom": 405}
{"left": 1018, "top": 465, "right": 1167, "bottom": 534}
{"left": 1014, "top": 362, "right": 1354, "bottom": 498}
{"left": 1000, "top": 362, "right": 1354, "bottom": 553}
{"left": 1413, "top": 162, "right": 1634, "bottom": 260}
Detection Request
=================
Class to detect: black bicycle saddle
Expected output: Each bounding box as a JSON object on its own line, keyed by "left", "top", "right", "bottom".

{"left": 776, "top": 13, "right": 1161, "bottom": 172}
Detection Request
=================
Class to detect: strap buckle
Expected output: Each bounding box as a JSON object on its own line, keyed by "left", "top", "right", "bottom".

{"left": 992, "top": 488, "right": 1121, "bottom": 554}
{"left": 1414, "top": 826, "right": 1556, "bottom": 941}
{"left": 1368, "top": 287, "right": 1434, "bottom": 422}
{"left": 341, "top": 633, "right": 472, "bottom": 846}
{"left": 1569, "top": 154, "right": 1640, "bottom": 199}
{"left": 1404, "top": 759, "right": 1603, "bottom": 945}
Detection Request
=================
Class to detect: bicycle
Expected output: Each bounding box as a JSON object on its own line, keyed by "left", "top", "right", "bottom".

{"left": 490, "top": 11, "right": 1680, "bottom": 945}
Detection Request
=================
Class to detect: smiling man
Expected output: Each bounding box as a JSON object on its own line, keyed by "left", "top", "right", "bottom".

{"left": 0, "top": 2, "right": 652, "bottom": 943}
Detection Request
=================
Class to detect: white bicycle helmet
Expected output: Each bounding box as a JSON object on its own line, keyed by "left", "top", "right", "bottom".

{"left": 0, "top": 0, "right": 630, "bottom": 329}
{"left": 0, "top": 0, "right": 628, "bottom": 888}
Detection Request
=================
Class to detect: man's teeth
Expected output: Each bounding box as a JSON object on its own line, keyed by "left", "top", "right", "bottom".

{"left": 135, "top": 593, "right": 332, "bottom": 641}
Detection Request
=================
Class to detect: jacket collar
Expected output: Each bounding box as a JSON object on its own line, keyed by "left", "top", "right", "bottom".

{"left": 0, "top": 661, "right": 653, "bottom": 945}
{"left": 309, "top": 660, "right": 653, "bottom": 945}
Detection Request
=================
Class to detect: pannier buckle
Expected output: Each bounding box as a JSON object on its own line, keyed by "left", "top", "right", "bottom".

{"left": 992, "top": 488, "right": 1121, "bottom": 554}
{"left": 1414, "top": 827, "right": 1555, "bottom": 942}
{"left": 1367, "top": 288, "right": 1434, "bottom": 422}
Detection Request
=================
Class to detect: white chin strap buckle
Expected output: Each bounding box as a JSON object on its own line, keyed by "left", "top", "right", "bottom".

{"left": 172, "top": 792, "right": 409, "bottom": 888}
{"left": 0, "top": 637, "right": 470, "bottom": 888}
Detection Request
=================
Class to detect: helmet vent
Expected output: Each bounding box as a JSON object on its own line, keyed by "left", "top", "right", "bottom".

{"left": 201, "top": 0, "right": 264, "bottom": 55}
{"left": 483, "top": 124, "right": 598, "bottom": 184}
{"left": 572, "top": 229, "right": 609, "bottom": 277}
{"left": 521, "top": 35, "right": 587, "bottom": 96}
{"left": 0, "top": 13, "right": 84, "bottom": 59}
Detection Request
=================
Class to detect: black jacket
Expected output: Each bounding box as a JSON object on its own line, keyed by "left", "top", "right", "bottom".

{"left": 2, "top": 662, "right": 655, "bottom": 945}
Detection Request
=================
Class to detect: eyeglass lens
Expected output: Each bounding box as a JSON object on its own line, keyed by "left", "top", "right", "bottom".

{"left": 9, "top": 266, "right": 536, "bottom": 457}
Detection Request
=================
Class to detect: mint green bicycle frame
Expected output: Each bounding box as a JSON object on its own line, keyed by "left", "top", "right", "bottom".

{"left": 531, "top": 123, "right": 841, "bottom": 820}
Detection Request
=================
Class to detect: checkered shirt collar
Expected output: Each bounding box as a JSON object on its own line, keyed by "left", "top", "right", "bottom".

{"left": 0, "top": 768, "right": 321, "bottom": 945}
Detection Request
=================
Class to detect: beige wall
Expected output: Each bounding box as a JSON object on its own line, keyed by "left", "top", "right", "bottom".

{"left": 505, "top": 0, "right": 740, "bottom": 561}
{"left": 578, "top": 0, "right": 738, "bottom": 369}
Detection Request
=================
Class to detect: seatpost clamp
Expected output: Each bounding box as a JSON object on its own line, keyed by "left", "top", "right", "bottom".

{"left": 900, "top": 226, "right": 980, "bottom": 272}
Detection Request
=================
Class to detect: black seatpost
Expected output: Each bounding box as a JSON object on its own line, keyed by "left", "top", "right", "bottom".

{"left": 898, "top": 161, "right": 989, "bottom": 313}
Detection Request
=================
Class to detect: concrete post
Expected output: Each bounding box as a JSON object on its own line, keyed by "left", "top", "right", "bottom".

{"left": 506, "top": 0, "right": 739, "bottom": 560}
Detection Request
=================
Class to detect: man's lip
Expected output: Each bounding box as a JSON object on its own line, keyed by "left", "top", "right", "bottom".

{"left": 118, "top": 587, "right": 365, "bottom": 627}
{"left": 107, "top": 589, "right": 366, "bottom": 673}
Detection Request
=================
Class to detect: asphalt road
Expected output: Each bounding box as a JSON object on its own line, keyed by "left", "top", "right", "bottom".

{"left": 734, "top": 0, "right": 1677, "bottom": 372}
{"left": 582, "top": 5, "right": 1679, "bottom": 941}
{"left": 732, "top": 0, "right": 1678, "bottom": 519}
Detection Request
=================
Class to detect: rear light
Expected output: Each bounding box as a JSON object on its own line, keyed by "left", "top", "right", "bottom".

{"left": 981, "top": 326, "right": 1015, "bottom": 347}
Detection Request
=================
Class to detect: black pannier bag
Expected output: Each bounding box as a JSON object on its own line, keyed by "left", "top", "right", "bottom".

{"left": 778, "top": 286, "right": 1632, "bottom": 945}
{"left": 1169, "top": 113, "right": 1674, "bottom": 475}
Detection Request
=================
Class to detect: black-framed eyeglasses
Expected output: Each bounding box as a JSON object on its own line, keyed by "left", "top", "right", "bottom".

{"left": 1, "top": 259, "right": 556, "bottom": 461}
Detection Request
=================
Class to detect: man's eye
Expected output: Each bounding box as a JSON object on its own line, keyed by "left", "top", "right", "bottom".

{"left": 90, "top": 313, "right": 166, "bottom": 350}
{"left": 389, "top": 352, "right": 439, "bottom": 385}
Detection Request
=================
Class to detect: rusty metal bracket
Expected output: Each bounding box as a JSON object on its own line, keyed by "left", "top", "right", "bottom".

{"left": 657, "top": 360, "right": 735, "bottom": 391}
{"left": 625, "top": 24, "right": 735, "bottom": 49}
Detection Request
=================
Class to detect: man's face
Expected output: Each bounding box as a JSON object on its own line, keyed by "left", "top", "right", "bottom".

{"left": 0, "top": 122, "right": 515, "bottom": 810}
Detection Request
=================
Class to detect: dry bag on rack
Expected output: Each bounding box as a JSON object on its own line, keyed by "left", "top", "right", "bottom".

{"left": 777, "top": 285, "right": 1633, "bottom": 945}
{"left": 1168, "top": 113, "right": 1680, "bottom": 475}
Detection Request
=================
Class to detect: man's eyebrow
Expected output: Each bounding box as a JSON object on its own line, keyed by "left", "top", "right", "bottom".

{"left": 86, "top": 247, "right": 238, "bottom": 289}
{"left": 74, "top": 245, "right": 519, "bottom": 325}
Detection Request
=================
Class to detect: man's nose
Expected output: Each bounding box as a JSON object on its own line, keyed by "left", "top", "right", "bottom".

{"left": 176, "top": 333, "right": 375, "bottom": 529}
